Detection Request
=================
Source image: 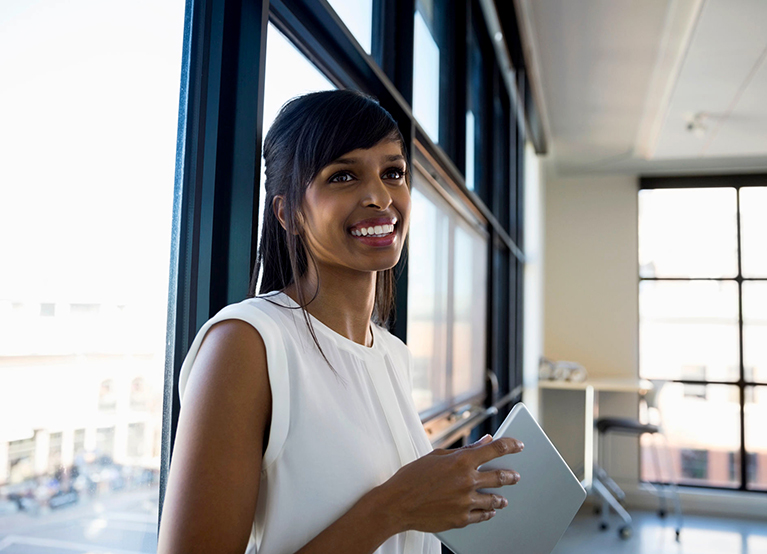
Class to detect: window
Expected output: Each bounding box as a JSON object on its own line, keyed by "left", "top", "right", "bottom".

{"left": 127, "top": 423, "right": 146, "bottom": 458}
{"left": 451, "top": 218, "right": 488, "bottom": 405}
{"left": 130, "top": 377, "right": 148, "bottom": 410}
{"left": 465, "top": 110, "right": 476, "bottom": 191}
{"left": 73, "top": 428, "right": 86, "bottom": 458}
{"left": 412, "top": 0, "right": 441, "bottom": 141}
{"left": 98, "top": 379, "right": 118, "bottom": 411}
{"left": 326, "top": 0, "right": 373, "bottom": 54}
{"left": 407, "top": 181, "right": 450, "bottom": 414}
{"left": 638, "top": 181, "right": 767, "bottom": 491}
{"left": 48, "top": 432, "right": 63, "bottom": 473}
{"left": 0, "top": 0, "right": 183, "bottom": 547}
{"left": 407, "top": 164, "right": 488, "bottom": 418}
{"left": 745, "top": 386, "right": 767, "bottom": 489}
{"left": 96, "top": 427, "right": 116, "bottom": 460}
{"left": 681, "top": 449, "right": 709, "bottom": 481}
{"left": 466, "top": 5, "right": 492, "bottom": 204}
{"left": 682, "top": 365, "right": 707, "bottom": 399}
{"left": 255, "top": 22, "right": 335, "bottom": 281}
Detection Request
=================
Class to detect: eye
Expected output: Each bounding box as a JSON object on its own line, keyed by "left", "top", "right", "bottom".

{"left": 329, "top": 171, "right": 355, "bottom": 183}
{"left": 383, "top": 167, "right": 407, "bottom": 180}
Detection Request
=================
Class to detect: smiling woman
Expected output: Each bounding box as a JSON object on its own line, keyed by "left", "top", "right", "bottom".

{"left": 156, "top": 90, "right": 524, "bottom": 554}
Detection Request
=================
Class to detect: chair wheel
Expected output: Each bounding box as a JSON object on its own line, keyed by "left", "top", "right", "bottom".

{"left": 599, "top": 522, "right": 608, "bottom": 531}
{"left": 619, "top": 526, "right": 632, "bottom": 540}
{"left": 658, "top": 509, "right": 666, "bottom": 518}
{"left": 675, "top": 529, "right": 681, "bottom": 542}
{"left": 593, "top": 506, "right": 601, "bottom": 515}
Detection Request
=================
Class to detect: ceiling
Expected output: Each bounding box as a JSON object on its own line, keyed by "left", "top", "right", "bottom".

{"left": 514, "top": 0, "right": 767, "bottom": 176}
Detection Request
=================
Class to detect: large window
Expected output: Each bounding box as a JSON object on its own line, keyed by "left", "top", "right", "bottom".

{"left": 0, "top": 0, "right": 184, "bottom": 549}
{"left": 638, "top": 182, "right": 767, "bottom": 491}
{"left": 412, "top": 0, "right": 441, "bottom": 142}
{"left": 255, "top": 22, "right": 335, "bottom": 286}
{"left": 326, "top": 0, "right": 373, "bottom": 54}
{"left": 407, "top": 166, "right": 488, "bottom": 417}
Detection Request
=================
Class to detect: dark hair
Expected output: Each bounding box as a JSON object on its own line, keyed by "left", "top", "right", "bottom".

{"left": 248, "top": 89, "right": 408, "bottom": 367}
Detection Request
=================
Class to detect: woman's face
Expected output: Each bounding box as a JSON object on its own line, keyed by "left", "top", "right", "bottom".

{"left": 297, "top": 138, "right": 410, "bottom": 276}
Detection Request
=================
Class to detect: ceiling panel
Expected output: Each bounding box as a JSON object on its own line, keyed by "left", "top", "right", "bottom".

{"left": 653, "top": 0, "right": 767, "bottom": 159}
{"left": 515, "top": 0, "right": 767, "bottom": 174}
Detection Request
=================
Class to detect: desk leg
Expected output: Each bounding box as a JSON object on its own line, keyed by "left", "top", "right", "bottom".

{"left": 582, "top": 385, "right": 594, "bottom": 491}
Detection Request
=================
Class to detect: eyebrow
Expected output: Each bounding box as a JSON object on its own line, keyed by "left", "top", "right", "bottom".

{"left": 330, "top": 154, "right": 406, "bottom": 165}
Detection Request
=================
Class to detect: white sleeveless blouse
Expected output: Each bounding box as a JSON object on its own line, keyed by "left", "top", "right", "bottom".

{"left": 178, "top": 291, "right": 442, "bottom": 554}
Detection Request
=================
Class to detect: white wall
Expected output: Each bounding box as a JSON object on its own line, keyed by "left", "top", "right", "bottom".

{"left": 522, "top": 143, "right": 544, "bottom": 420}
{"left": 540, "top": 165, "right": 640, "bottom": 487}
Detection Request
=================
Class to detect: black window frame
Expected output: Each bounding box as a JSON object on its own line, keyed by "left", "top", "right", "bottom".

{"left": 639, "top": 173, "right": 767, "bottom": 493}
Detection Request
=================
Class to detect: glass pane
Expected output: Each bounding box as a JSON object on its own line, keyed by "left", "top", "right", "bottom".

{"left": 639, "top": 281, "right": 740, "bottom": 381}
{"left": 638, "top": 188, "right": 738, "bottom": 278}
{"left": 326, "top": 0, "right": 373, "bottom": 54}
{"left": 641, "top": 383, "right": 740, "bottom": 488}
{"left": 743, "top": 281, "right": 767, "bottom": 383}
{"left": 465, "top": 110, "right": 475, "bottom": 191}
{"left": 740, "top": 186, "right": 767, "bottom": 277}
{"left": 451, "top": 220, "right": 487, "bottom": 404}
{"left": 746, "top": 386, "right": 767, "bottom": 489}
{"left": 0, "top": 0, "right": 183, "bottom": 548}
{"left": 407, "top": 177, "right": 449, "bottom": 413}
{"left": 255, "top": 24, "right": 335, "bottom": 292}
{"left": 412, "top": 8, "right": 440, "bottom": 142}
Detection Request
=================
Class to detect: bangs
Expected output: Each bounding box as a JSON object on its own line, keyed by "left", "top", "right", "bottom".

{"left": 278, "top": 91, "right": 406, "bottom": 188}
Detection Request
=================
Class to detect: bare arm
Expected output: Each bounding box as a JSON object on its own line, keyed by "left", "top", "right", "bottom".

{"left": 157, "top": 320, "right": 270, "bottom": 553}
{"left": 157, "top": 319, "right": 523, "bottom": 553}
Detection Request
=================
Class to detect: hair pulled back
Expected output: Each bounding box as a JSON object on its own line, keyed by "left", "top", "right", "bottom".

{"left": 249, "top": 89, "right": 408, "bottom": 364}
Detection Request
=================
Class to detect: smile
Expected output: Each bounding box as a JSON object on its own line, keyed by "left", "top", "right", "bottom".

{"left": 349, "top": 223, "right": 395, "bottom": 237}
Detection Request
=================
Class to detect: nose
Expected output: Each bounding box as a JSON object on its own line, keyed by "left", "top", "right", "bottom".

{"left": 361, "top": 176, "right": 393, "bottom": 210}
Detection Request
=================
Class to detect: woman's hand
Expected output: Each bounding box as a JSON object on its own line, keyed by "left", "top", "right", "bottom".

{"left": 374, "top": 435, "right": 524, "bottom": 534}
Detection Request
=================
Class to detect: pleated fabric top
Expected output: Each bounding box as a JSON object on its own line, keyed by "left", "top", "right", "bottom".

{"left": 178, "top": 291, "right": 442, "bottom": 554}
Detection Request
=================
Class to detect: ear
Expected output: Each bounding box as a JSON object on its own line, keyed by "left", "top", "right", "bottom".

{"left": 272, "top": 195, "right": 288, "bottom": 231}
{"left": 273, "top": 195, "right": 302, "bottom": 235}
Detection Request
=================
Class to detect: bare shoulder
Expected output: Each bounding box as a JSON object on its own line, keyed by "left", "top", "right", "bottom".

{"left": 157, "top": 318, "right": 271, "bottom": 553}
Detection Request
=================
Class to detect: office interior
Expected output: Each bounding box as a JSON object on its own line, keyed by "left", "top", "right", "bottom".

{"left": 0, "top": 0, "right": 766, "bottom": 552}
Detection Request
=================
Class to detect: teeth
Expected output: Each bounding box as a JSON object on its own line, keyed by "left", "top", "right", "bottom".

{"left": 350, "top": 223, "right": 395, "bottom": 237}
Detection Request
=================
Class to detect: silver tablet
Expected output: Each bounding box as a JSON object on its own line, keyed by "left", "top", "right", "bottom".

{"left": 436, "top": 403, "right": 586, "bottom": 554}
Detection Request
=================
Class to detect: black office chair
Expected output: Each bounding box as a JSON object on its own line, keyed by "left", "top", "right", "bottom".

{"left": 594, "top": 380, "right": 682, "bottom": 541}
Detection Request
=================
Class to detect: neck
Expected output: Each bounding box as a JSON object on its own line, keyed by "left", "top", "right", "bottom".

{"left": 283, "top": 264, "right": 378, "bottom": 347}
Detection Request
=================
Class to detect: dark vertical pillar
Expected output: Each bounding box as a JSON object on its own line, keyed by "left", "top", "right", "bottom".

{"left": 160, "top": 0, "right": 270, "bottom": 523}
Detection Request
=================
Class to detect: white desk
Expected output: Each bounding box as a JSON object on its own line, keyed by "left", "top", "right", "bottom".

{"left": 538, "top": 378, "right": 652, "bottom": 491}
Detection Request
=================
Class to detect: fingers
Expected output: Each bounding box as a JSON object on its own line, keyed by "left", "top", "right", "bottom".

{"left": 459, "top": 434, "right": 493, "bottom": 450}
{"left": 470, "top": 437, "right": 524, "bottom": 465}
{"left": 471, "top": 492, "right": 509, "bottom": 511}
{"left": 475, "top": 468, "right": 521, "bottom": 489}
{"left": 463, "top": 508, "right": 497, "bottom": 527}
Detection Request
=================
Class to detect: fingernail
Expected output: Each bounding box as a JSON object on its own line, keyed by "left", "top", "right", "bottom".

{"left": 518, "top": 441, "right": 524, "bottom": 450}
{"left": 502, "top": 498, "right": 509, "bottom": 508}
{"left": 480, "top": 434, "right": 492, "bottom": 443}
{"left": 514, "top": 472, "right": 521, "bottom": 483}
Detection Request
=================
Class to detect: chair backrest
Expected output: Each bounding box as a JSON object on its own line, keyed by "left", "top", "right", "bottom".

{"left": 641, "top": 379, "right": 667, "bottom": 428}
{"left": 642, "top": 379, "right": 666, "bottom": 409}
